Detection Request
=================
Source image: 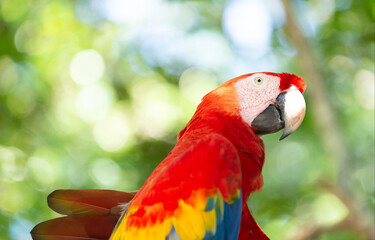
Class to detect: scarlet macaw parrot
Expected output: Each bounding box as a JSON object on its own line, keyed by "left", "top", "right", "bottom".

{"left": 31, "top": 72, "right": 306, "bottom": 240}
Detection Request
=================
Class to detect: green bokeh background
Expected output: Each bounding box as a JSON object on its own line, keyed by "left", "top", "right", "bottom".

{"left": 0, "top": 0, "right": 373, "bottom": 239}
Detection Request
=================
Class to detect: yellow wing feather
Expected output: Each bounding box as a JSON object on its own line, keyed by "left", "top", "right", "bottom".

{"left": 110, "top": 190, "right": 221, "bottom": 240}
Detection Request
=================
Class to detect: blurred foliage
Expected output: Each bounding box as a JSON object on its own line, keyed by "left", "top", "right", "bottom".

{"left": 0, "top": 0, "right": 373, "bottom": 239}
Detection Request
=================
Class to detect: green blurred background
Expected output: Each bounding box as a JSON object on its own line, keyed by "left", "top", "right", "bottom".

{"left": 0, "top": 0, "right": 373, "bottom": 239}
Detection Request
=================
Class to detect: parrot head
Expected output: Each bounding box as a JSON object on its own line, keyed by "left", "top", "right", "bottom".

{"left": 200, "top": 72, "right": 306, "bottom": 140}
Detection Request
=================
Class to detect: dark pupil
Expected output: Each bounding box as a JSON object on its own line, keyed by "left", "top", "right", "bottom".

{"left": 257, "top": 79, "right": 261, "bottom": 82}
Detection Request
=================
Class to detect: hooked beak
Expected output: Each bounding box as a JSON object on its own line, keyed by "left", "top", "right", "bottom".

{"left": 251, "top": 90, "right": 306, "bottom": 140}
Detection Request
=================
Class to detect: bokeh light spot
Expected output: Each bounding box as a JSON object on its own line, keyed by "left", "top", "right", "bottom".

{"left": 0, "top": 146, "right": 26, "bottom": 182}
{"left": 354, "top": 69, "right": 374, "bottom": 109}
{"left": 70, "top": 49, "right": 105, "bottom": 85}
{"left": 223, "top": 0, "right": 272, "bottom": 56}
{"left": 91, "top": 158, "right": 121, "bottom": 187}
{"left": 75, "top": 82, "right": 114, "bottom": 122}
{"left": 93, "top": 112, "right": 133, "bottom": 152}
{"left": 179, "top": 68, "right": 218, "bottom": 103}
{"left": 185, "top": 31, "right": 233, "bottom": 71}
{"left": 1, "top": 0, "right": 30, "bottom": 22}
{"left": 7, "top": 85, "right": 36, "bottom": 117}
{"left": 307, "top": 0, "right": 335, "bottom": 25}
{"left": 27, "top": 157, "right": 56, "bottom": 190}
{"left": 313, "top": 193, "right": 349, "bottom": 225}
{"left": 104, "top": 0, "right": 160, "bottom": 24}
{"left": 0, "top": 57, "right": 18, "bottom": 94}
{"left": 135, "top": 101, "right": 182, "bottom": 139}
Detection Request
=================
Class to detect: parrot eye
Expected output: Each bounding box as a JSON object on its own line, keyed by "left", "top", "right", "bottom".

{"left": 254, "top": 77, "right": 263, "bottom": 85}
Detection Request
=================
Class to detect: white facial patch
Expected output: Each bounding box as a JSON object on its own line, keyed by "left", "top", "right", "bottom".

{"left": 234, "top": 73, "right": 281, "bottom": 126}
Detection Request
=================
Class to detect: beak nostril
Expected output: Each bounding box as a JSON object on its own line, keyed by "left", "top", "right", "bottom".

{"left": 276, "top": 106, "right": 284, "bottom": 123}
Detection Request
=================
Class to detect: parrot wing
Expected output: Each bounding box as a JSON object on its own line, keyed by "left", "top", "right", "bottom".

{"left": 110, "top": 133, "right": 243, "bottom": 240}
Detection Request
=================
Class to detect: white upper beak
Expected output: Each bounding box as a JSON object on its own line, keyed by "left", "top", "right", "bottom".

{"left": 279, "top": 89, "right": 306, "bottom": 140}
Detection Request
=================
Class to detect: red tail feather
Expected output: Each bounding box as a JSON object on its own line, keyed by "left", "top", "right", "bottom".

{"left": 31, "top": 190, "right": 136, "bottom": 240}
{"left": 48, "top": 189, "right": 136, "bottom": 215}
{"left": 31, "top": 215, "right": 119, "bottom": 240}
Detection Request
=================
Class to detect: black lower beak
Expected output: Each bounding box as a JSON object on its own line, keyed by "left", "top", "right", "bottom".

{"left": 251, "top": 103, "right": 284, "bottom": 135}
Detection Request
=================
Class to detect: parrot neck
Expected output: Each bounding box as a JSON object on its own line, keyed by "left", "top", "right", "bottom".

{"left": 178, "top": 109, "right": 265, "bottom": 203}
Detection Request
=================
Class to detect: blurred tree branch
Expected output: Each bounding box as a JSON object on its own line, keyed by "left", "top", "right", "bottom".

{"left": 281, "top": 0, "right": 348, "bottom": 188}
{"left": 280, "top": 0, "right": 374, "bottom": 239}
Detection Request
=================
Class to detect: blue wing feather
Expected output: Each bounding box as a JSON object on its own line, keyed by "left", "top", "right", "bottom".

{"left": 210, "top": 191, "right": 242, "bottom": 240}
{"left": 223, "top": 191, "right": 242, "bottom": 240}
